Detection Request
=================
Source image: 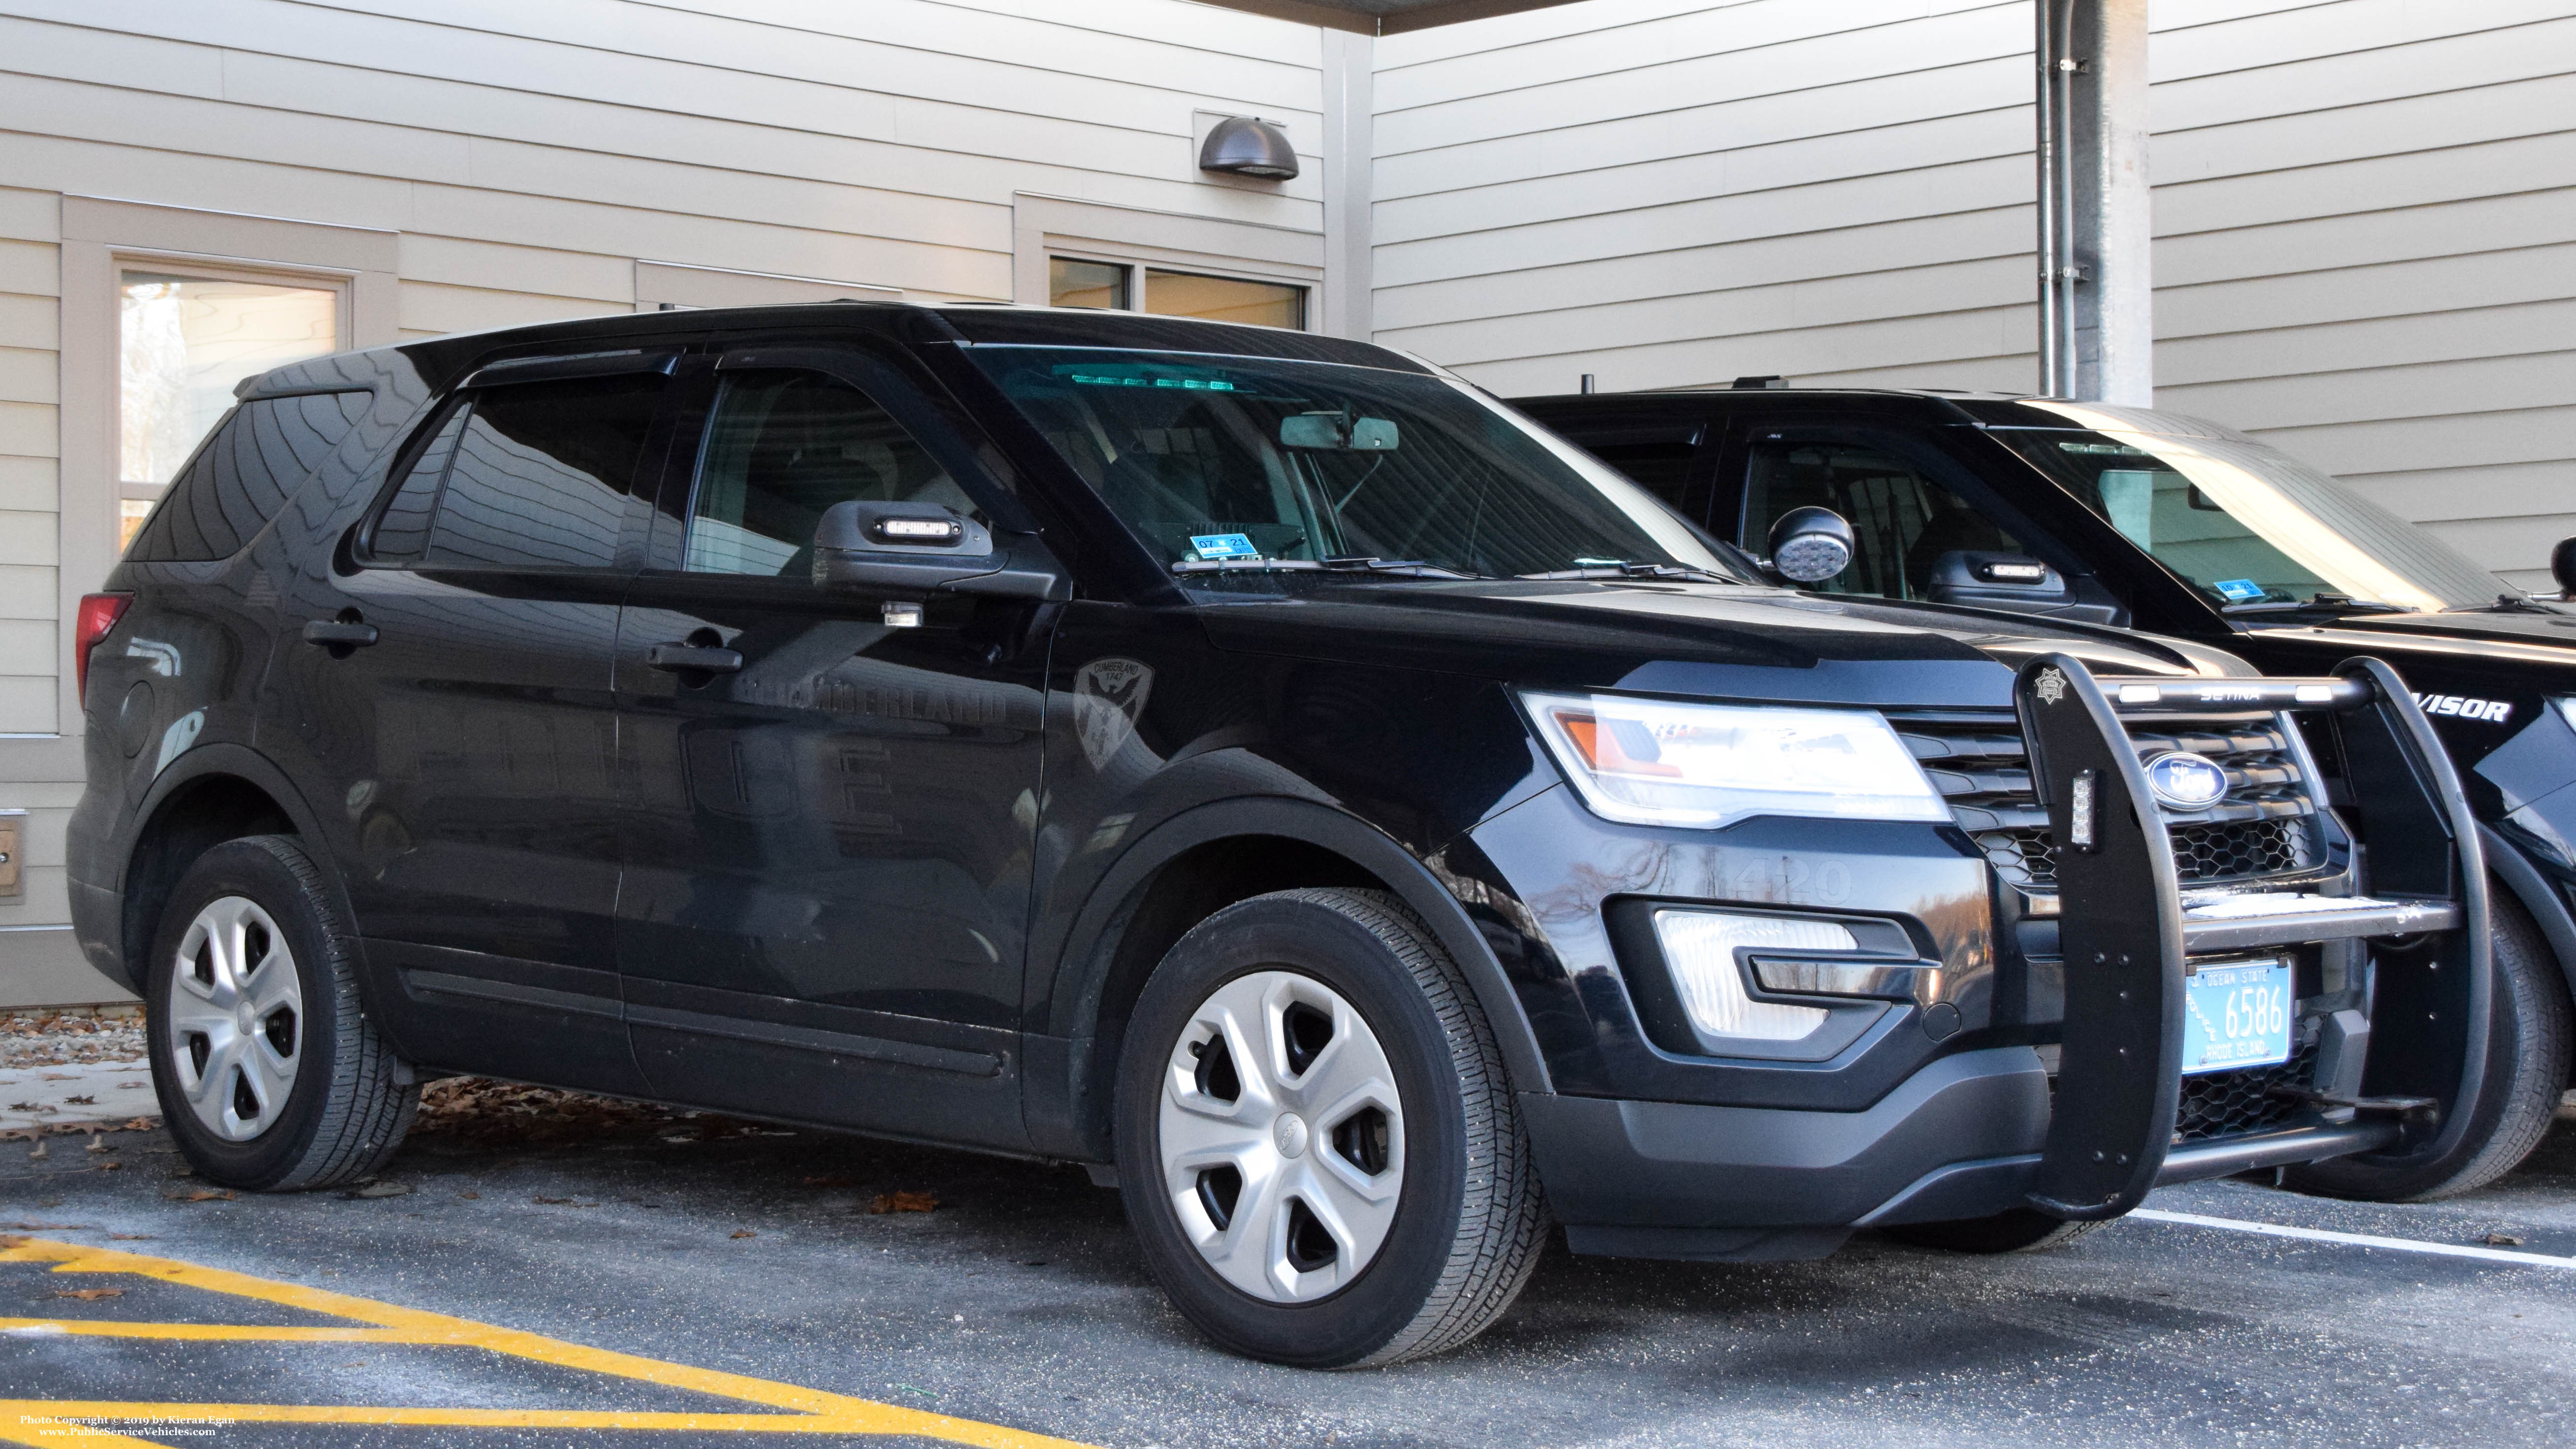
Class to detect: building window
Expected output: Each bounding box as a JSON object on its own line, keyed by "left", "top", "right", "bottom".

{"left": 118, "top": 268, "right": 341, "bottom": 548}
{"left": 1049, "top": 258, "right": 1130, "bottom": 311}
{"left": 1047, "top": 256, "right": 1306, "bottom": 331}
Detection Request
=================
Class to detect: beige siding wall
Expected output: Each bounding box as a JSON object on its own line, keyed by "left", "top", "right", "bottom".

{"left": 0, "top": 0, "right": 1329, "bottom": 1004}
{"left": 1373, "top": 0, "right": 2576, "bottom": 591}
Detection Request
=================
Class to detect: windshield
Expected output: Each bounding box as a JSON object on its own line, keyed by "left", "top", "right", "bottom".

{"left": 1993, "top": 403, "right": 2506, "bottom": 612}
{"left": 960, "top": 345, "right": 1743, "bottom": 581}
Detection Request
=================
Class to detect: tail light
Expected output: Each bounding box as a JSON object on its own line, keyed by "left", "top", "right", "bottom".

{"left": 75, "top": 593, "right": 132, "bottom": 704}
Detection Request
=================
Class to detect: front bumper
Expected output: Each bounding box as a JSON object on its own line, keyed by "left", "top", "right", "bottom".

{"left": 1469, "top": 656, "right": 2485, "bottom": 1254}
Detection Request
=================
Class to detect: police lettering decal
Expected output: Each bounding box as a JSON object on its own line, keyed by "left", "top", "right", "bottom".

{"left": 2412, "top": 692, "right": 2513, "bottom": 724}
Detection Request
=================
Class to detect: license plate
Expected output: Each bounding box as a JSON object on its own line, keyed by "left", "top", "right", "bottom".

{"left": 2180, "top": 958, "right": 2293, "bottom": 1075}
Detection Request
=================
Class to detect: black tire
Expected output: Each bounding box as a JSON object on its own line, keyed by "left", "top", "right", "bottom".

{"left": 145, "top": 835, "right": 417, "bottom": 1190}
{"left": 2284, "top": 884, "right": 2573, "bottom": 1202}
{"left": 1882, "top": 1208, "right": 2106, "bottom": 1254}
{"left": 1114, "top": 888, "right": 1546, "bottom": 1368}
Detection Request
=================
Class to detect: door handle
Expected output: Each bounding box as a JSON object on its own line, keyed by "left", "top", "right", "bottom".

{"left": 301, "top": 618, "right": 379, "bottom": 649}
{"left": 646, "top": 642, "right": 745, "bottom": 674}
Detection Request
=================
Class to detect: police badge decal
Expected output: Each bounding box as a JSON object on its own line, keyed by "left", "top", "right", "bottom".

{"left": 2034, "top": 667, "right": 2068, "bottom": 706}
{"left": 1074, "top": 657, "right": 1154, "bottom": 770}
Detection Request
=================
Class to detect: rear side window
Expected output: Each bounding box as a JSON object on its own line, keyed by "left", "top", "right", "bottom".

{"left": 369, "top": 372, "right": 664, "bottom": 569}
{"left": 126, "top": 391, "right": 373, "bottom": 562}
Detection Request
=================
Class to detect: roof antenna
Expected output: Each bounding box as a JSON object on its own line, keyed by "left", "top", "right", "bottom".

{"left": 1579, "top": 373, "right": 1596, "bottom": 394}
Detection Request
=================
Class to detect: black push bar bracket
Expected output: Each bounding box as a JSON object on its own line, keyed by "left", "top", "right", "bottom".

{"left": 2012, "top": 654, "right": 2490, "bottom": 1217}
{"left": 2015, "top": 653, "right": 2186, "bottom": 1219}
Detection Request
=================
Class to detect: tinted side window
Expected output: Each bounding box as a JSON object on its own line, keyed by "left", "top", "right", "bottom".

{"left": 1743, "top": 437, "right": 2020, "bottom": 601}
{"left": 127, "top": 391, "right": 372, "bottom": 561}
{"left": 373, "top": 372, "right": 664, "bottom": 569}
{"left": 683, "top": 370, "right": 976, "bottom": 578}
{"left": 1581, "top": 440, "right": 1698, "bottom": 511}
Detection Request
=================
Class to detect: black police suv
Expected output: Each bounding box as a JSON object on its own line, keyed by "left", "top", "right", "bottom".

{"left": 1522, "top": 385, "right": 2576, "bottom": 1198}
{"left": 69, "top": 307, "right": 2499, "bottom": 1367}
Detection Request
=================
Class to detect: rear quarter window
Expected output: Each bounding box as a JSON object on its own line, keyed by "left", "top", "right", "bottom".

{"left": 127, "top": 390, "right": 373, "bottom": 562}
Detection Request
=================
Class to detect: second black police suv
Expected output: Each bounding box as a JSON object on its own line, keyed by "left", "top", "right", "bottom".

{"left": 70, "top": 306, "right": 2503, "bottom": 1366}
{"left": 1519, "top": 383, "right": 2576, "bottom": 1203}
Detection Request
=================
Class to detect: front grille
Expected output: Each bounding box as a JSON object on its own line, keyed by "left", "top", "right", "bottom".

{"left": 1895, "top": 710, "right": 2319, "bottom": 892}
{"left": 2174, "top": 1038, "right": 2319, "bottom": 1143}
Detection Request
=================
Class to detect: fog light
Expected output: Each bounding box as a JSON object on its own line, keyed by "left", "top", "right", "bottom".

{"left": 1652, "top": 910, "right": 1855, "bottom": 1041}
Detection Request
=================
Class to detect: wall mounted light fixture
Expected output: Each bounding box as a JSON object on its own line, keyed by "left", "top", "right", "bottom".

{"left": 1199, "top": 116, "right": 1299, "bottom": 180}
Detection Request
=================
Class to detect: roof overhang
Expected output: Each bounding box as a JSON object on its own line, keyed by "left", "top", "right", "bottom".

{"left": 1195, "top": 0, "right": 1585, "bottom": 36}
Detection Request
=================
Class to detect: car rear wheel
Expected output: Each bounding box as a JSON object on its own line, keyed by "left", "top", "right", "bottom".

{"left": 1114, "top": 888, "right": 1545, "bottom": 1368}
{"left": 147, "top": 836, "right": 418, "bottom": 1190}
{"left": 2283, "top": 884, "right": 2571, "bottom": 1202}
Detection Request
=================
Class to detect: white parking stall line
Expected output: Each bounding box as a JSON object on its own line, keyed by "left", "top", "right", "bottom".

{"left": 2129, "top": 1208, "right": 2576, "bottom": 1270}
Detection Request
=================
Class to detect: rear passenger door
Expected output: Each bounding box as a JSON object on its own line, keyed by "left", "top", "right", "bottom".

{"left": 275, "top": 354, "right": 676, "bottom": 1092}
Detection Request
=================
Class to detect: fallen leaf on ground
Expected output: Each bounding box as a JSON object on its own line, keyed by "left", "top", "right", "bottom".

{"left": 347, "top": 1181, "right": 411, "bottom": 1199}
{"left": 62, "top": 1095, "right": 95, "bottom": 1106}
{"left": 84, "top": 1137, "right": 110, "bottom": 1153}
{"left": 39, "top": 1074, "right": 77, "bottom": 1081}
{"left": 170, "top": 1189, "right": 236, "bottom": 1203}
{"left": 730, "top": 1229, "right": 756, "bottom": 1239}
{"left": 457, "top": 1190, "right": 480, "bottom": 1200}
{"left": 7, "top": 1102, "right": 49, "bottom": 1112}
{"left": 2486, "top": 1232, "right": 2527, "bottom": 1247}
{"left": 109, "top": 1233, "right": 153, "bottom": 1241}
{"left": 51, "top": 1289, "right": 122, "bottom": 1300}
{"left": 868, "top": 1190, "right": 938, "bottom": 1215}
{"left": 93, "top": 1161, "right": 121, "bottom": 1173}
{"left": 121, "top": 1117, "right": 157, "bottom": 1131}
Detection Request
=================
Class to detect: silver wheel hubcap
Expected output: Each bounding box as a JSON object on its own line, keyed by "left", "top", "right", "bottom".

{"left": 164, "top": 895, "right": 303, "bottom": 1142}
{"left": 1158, "top": 970, "right": 1405, "bottom": 1303}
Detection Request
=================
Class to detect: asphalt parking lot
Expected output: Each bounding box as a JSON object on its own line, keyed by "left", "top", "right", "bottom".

{"left": 5, "top": 1075, "right": 2572, "bottom": 1449}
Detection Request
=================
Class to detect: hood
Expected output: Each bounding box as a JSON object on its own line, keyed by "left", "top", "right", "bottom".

{"left": 2255, "top": 607, "right": 2576, "bottom": 662}
{"left": 1197, "top": 579, "right": 2240, "bottom": 710}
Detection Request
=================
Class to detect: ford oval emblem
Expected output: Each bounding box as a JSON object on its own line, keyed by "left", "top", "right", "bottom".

{"left": 2143, "top": 750, "right": 2231, "bottom": 811}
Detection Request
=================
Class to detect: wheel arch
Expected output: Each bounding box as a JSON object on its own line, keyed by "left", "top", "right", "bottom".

{"left": 2481, "top": 823, "right": 2576, "bottom": 1085}
{"left": 112, "top": 745, "right": 341, "bottom": 995}
{"left": 1037, "top": 797, "right": 1551, "bottom": 1162}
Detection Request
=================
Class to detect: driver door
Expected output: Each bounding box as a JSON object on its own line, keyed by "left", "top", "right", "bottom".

{"left": 611, "top": 344, "right": 1053, "bottom": 1150}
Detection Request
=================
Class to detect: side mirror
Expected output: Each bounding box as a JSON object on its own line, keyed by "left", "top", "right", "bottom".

{"left": 811, "top": 500, "right": 1069, "bottom": 601}
{"left": 2553, "top": 536, "right": 2576, "bottom": 600}
{"left": 1765, "top": 506, "right": 1855, "bottom": 584}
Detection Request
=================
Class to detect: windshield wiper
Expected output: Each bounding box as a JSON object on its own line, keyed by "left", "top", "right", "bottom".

{"left": 2454, "top": 593, "right": 2569, "bottom": 615}
{"left": 1516, "top": 560, "right": 1741, "bottom": 585}
{"left": 1172, "top": 556, "right": 1481, "bottom": 580}
{"left": 2221, "top": 592, "right": 2416, "bottom": 617}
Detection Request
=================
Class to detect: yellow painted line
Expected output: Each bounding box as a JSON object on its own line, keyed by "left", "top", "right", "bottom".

{"left": 0, "top": 1237, "right": 1096, "bottom": 1446}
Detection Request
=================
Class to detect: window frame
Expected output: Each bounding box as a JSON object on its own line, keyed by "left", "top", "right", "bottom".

{"left": 1043, "top": 247, "right": 1312, "bottom": 330}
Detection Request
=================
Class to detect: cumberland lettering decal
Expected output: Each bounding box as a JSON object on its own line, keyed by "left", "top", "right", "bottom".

{"left": 2413, "top": 692, "right": 2513, "bottom": 724}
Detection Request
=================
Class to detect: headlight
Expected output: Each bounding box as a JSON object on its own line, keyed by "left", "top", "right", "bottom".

{"left": 1521, "top": 691, "right": 1951, "bottom": 829}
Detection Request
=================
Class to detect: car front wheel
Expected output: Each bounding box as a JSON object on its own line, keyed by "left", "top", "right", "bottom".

{"left": 1114, "top": 888, "right": 1545, "bottom": 1368}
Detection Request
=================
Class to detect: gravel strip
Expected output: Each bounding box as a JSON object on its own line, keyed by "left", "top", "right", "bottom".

{"left": 1, "top": 1009, "right": 145, "bottom": 1069}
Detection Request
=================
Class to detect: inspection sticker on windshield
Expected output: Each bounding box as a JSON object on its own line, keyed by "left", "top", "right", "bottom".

{"left": 2214, "top": 578, "right": 2266, "bottom": 602}
{"left": 1191, "top": 533, "right": 1259, "bottom": 560}
{"left": 2181, "top": 958, "right": 2293, "bottom": 1075}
